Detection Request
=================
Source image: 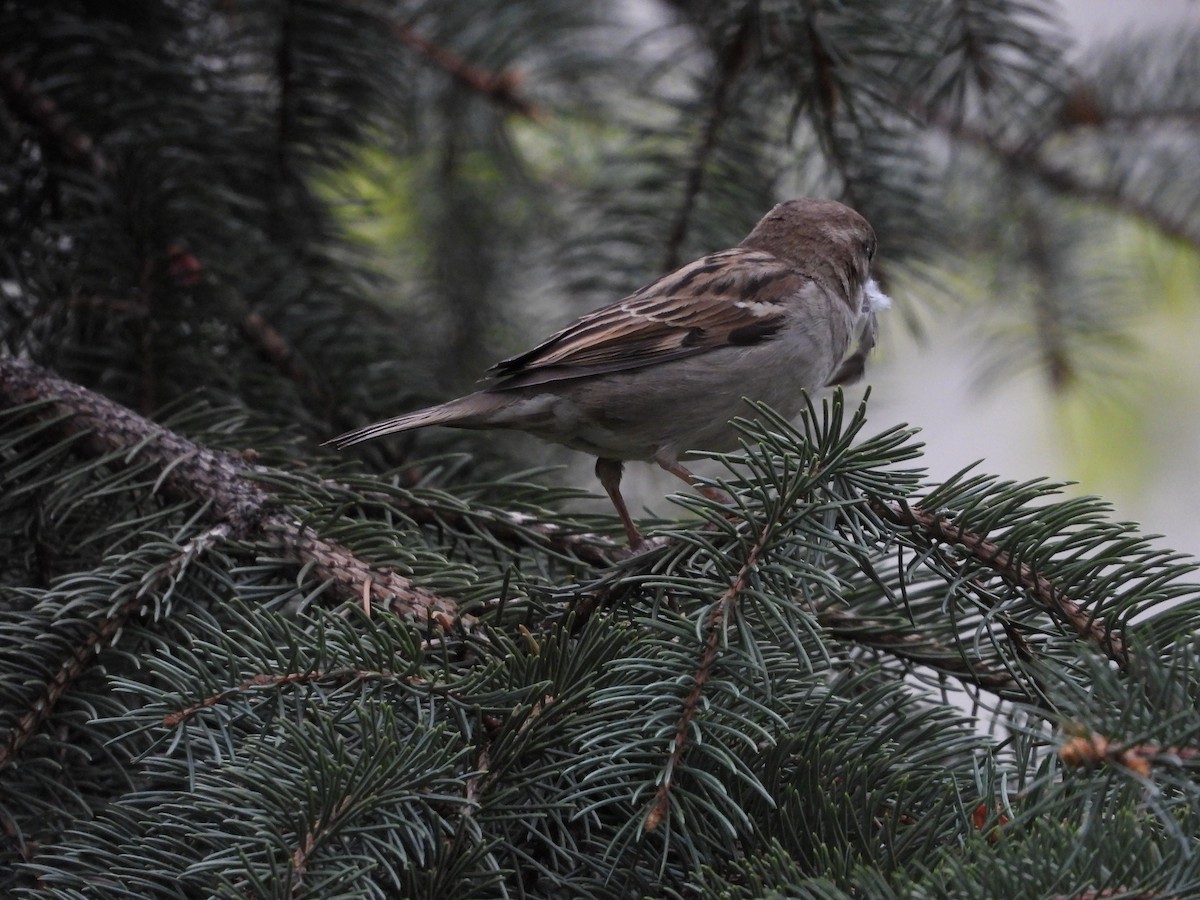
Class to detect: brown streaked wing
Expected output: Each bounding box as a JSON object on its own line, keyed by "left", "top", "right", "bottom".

{"left": 486, "top": 248, "right": 810, "bottom": 388}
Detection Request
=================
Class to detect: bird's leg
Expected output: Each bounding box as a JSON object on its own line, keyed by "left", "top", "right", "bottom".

{"left": 595, "top": 458, "right": 644, "bottom": 549}
{"left": 654, "top": 454, "right": 734, "bottom": 505}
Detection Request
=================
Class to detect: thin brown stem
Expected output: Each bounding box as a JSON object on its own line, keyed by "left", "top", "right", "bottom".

{"left": 1059, "top": 731, "right": 1200, "bottom": 779}
{"left": 869, "top": 498, "right": 1129, "bottom": 670}
{"left": 817, "top": 606, "right": 1028, "bottom": 698}
{"left": 661, "top": 14, "right": 752, "bottom": 271}
{"left": 0, "top": 56, "right": 110, "bottom": 175}
{"left": 357, "top": 5, "right": 541, "bottom": 119}
{"left": 0, "top": 523, "right": 229, "bottom": 770}
{"left": 645, "top": 517, "right": 771, "bottom": 831}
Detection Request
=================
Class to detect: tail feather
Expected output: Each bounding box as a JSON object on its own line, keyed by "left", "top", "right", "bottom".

{"left": 324, "top": 394, "right": 494, "bottom": 449}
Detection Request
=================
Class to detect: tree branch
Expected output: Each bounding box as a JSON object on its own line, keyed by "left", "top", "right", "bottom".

{"left": 341, "top": 487, "right": 626, "bottom": 568}
{"left": 0, "top": 357, "right": 458, "bottom": 621}
{"left": 1022, "top": 203, "right": 1073, "bottom": 390}
{"left": 921, "top": 102, "right": 1200, "bottom": 250}
{"left": 661, "top": 13, "right": 753, "bottom": 271}
{"left": 869, "top": 498, "right": 1130, "bottom": 670}
{"left": 0, "top": 358, "right": 466, "bottom": 768}
{"left": 645, "top": 517, "right": 771, "bottom": 831}
{"left": 0, "top": 524, "right": 228, "bottom": 770}
{"left": 360, "top": 5, "right": 542, "bottom": 120}
{"left": 0, "top": 56, "right": 110, "bottom": 175}
{"left": 163, "top": 667, "right": 414, "bottom": 728}
{"left": 817, "top": 605, "right": 1029, "bottom": 698}
{"left": 289, "top": 794, "right": 354, "bottom": 896}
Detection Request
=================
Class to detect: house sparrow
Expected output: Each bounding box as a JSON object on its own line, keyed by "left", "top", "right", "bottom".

{"left": 329, "top": 198, "right": 890, "bottom": 548}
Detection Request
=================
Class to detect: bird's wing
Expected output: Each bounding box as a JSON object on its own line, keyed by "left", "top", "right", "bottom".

{"left": 487, "top": 248, "right": 812, "bottom": 389}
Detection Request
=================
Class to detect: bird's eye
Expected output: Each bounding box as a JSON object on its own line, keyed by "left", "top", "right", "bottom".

{"left": 864, "top": 237, "right": 877, "bottom": 261}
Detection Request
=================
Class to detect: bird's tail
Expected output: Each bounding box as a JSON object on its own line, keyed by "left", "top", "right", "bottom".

{"left": 324, "top": 394, "right": 497, "bottom": 449}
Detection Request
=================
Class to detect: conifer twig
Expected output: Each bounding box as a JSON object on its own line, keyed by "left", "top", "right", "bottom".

{"left": 241, "top": 309, "right": 325, "bottom": 403}
{"left": 290, "top": 794, "right": 354, "bottom": 895}
{"left": 162, "top": 667, "right": 413, "bottom": 728}
{"left": 916, "top": 99, "right": 1200, "bottom": 250}
{"left": 0, "top": 358, "right": 460, "bottom": 622}
{"left": 0, "top": 56, "right": 110, "bottom": 175}
{"left": 645, "top": 518, "right": 771, "bottom": 831}
{"left": 817, "top": 606, "right": 1028, "bottom": 697}
{"left": 1059, "top": 731, "right": 1200, "bottom": 778}
{"left": 0, "top": 358, "right": 464, "bottom": 768}
{"left": 355, "top": 4, "right": 541, "bottom": 119}
{"left": 661, "top": 13, "right": 752, "bottom": 271}
{"left": 347, "top": 491, "right": 626, "bottom": 568}
{"left": 869, "top": 498, "right": 1129, "bottom": 669}
{"left": 0, "top": 523, "right": 228, "bottom": 770}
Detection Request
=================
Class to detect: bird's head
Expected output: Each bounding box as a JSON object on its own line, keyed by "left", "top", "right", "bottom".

{"left": 740, "top": 198, "right": 879, "bottom": 307}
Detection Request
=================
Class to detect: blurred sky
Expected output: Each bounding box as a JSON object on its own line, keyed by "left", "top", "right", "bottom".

{"left": 1060, "top": 0, "right": 1197, "bottom": 40}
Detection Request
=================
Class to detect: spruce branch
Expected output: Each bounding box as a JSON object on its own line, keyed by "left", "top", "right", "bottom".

{"left": 353, "top": 489, "right": 625, "bottom": 568}
{"left": 289, "top": 793, "right": 355, "bottom": 897}
{"left": 0, "top": 358, "right": 459, "bottom": 622}
{"left": 275, "top": 0, "right": 297, "bottom": 181}
{"left": 816, "top": 605, "right": 1027, "bottom": 698}
{"left": 0, "top": 593, "right": 130, "bottom": 772}
{"left": 161, "top": 666, "right": 413, "bottom": 729}
{"left": 1059, "top": 731, "right": 1200, "bottom": 779}
{"left": 353, "top": 2, "right": 542, "bottom": 120}
{"left": 920, "top": 102, "right": 1200, "bottom": 250}
{"left": 869, "top": 498, "right": 1130, "bottom": 669}
{"left": 803, "top": 5, "right": 841, "bottom": 128}
{"left": 661, "top": 13, "right": 753, "bottom": 271}
{"left": 645, "top": 516, "right": 772, "bottom": 832}
{"left": 240, "top": 308, "right": 326, "bottom": 406}
{"left": 1023, "top": 204, "right": 1073, "bottom": 390}
{"left": 465, "top": 694, "right": 555, "bottom": 812}
{"left": 794, "top": 3, "right": 870, "bottom": 219}
{"left": 0, "top": 56, "right": 110, "bottom": 175}
{"left": 0, "top": 522, "right": 229, "bottom": 771}
{"left": 262, "top": 514, "right": 458, "bottom": 622}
